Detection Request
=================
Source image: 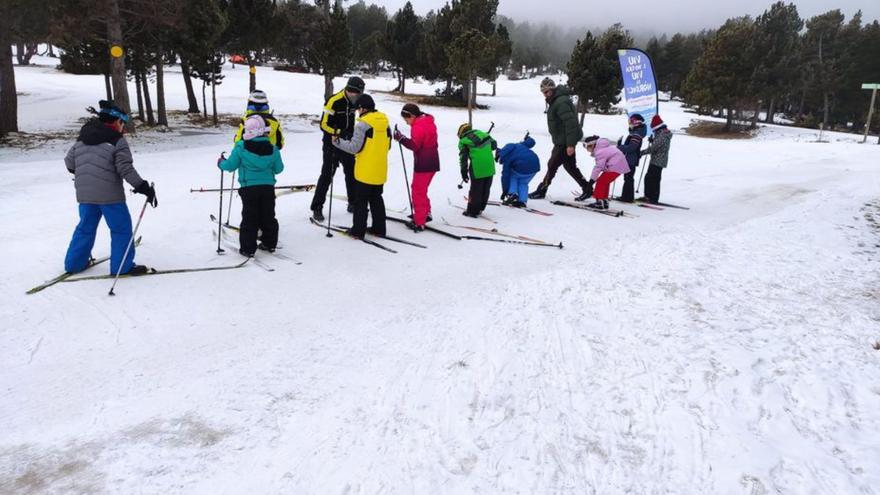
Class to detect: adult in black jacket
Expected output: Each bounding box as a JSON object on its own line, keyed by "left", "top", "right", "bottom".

{"left": 310, "top": 77, "right": 365, "bottom": 221}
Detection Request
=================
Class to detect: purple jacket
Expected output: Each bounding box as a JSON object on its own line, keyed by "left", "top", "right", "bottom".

{"left": 590, "top": 138, "right": 630, "bottom": 181}
{"left": 399, "top": 114, "right": 440, "bottom": 173}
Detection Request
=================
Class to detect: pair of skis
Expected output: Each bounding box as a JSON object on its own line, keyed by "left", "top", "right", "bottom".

{"left": 551, "top": 200, "right": 632, "bottom": 218}
{"left": 386, "top": 216, "right": 563, "bottom": 249}
{"left": 211, "top": 214, "right": 303, "bottom": 266}
{"left": 26, "top": 236, "right": 143, "bottom": 294}
{"left": 310, "top": 217, "right": 425, "bottom": 253}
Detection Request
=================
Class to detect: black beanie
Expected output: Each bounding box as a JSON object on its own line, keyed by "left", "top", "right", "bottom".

{"left": 346, "top": 76, "right": 365, "bottom": 93}
{"left": 356, "top": 94, "right": 375, "bottom": 110}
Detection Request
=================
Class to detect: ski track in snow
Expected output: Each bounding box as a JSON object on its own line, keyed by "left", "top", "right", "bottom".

{"left": 1, "top": 58, "right": 880, "bottom": 494}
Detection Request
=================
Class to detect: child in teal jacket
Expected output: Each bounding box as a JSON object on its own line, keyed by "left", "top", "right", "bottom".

{"left": 219, "top": 115, "right": 284, "bottom": 256}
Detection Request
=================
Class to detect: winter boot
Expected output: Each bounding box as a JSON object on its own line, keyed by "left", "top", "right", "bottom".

{"left": 407, "top": 213, "right": 433, "bottom": 223}
{"left": 502, "top": 193, "right": 519, "bottom": 206}
{"left": 258, "top": 243, "right": 276, "bottom": 253}
{"left": 511, "top": 200, "right": 527, "bottom": 208}
{"left": 587, "top": 199, "right": 609, "bottom": 210}
{"left": 406, "top": 220, "right": 425, "bottom": 232}
{"left": 462, "top": 210, "right": 480, "bottom": 218}
{"left": 574, "top": 189, "right": 593, "bottom": 202}
{"left": 127, "top": 264, "right": 149, "bottom": 276}
{"left": 528, "top": 184, "right": 547, "bottom": 200}
{"left": 312, "top": 208, "right": 325, "bottom": 222}
{"left": 239, "top": 248, "right": 255, "bottom": 258}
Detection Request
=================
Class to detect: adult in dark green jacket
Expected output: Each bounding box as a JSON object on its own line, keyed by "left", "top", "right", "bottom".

{"left": 457, "top": 123, "right": 496, "bottom": 217}
{"left": 529, "top": 78, "right": 593, "bottom": 201}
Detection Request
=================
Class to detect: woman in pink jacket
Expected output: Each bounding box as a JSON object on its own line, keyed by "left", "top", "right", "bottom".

{"left": 393, "top": 104, "right": 440, "bottom": 231}
{"left": 582, "top": 135, "right": 630, "bottom": 210}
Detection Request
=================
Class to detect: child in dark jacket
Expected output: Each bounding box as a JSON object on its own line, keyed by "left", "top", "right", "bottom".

{"left": 496, "top": 134, "right": 540, "bottom": 207}
{"left": 617, "top": 113, "right": 647, "bottom": 202}
{"left": 219, "top": 115, "right": 285, "bottom": 257}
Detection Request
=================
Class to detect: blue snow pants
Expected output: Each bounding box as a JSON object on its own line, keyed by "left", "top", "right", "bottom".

{"left": 64, "top": 203, "right": 135, "bottom": 274}
{"left": 508, "top": 171, "right": 537, "bottom": 204}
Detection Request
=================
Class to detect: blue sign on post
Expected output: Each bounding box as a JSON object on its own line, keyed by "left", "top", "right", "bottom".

{"left": 617, "top": 48, "right": 659, "bottom": 135}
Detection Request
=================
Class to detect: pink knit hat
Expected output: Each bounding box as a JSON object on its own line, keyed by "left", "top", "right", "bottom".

{"left": 242, "top": 115, "right": 269, "bottom": 140}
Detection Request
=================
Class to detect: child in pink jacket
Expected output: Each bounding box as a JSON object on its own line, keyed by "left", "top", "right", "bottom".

{"left": 393, "top": 103, "right": 440, "bottom": 231}
{"left": 582, "top": 135, "right": 630, "bottom": 210}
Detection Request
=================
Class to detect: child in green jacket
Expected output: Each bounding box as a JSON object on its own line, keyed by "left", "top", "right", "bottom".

{"left": 457, "top": 123, "right": 497, "bottom": 217}
{"left": 219, "top": 115, "right": 285, "bottom": 257}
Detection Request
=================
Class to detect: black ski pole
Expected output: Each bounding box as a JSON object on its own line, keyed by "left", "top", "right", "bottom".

{"left": 488, "top": 121, "right": 495, "bottom": 133}
{"left": 635, "top": 154, "right": 649, "bottom": 193}
{"left": 326, "top": 167, "right": 335, "bottom": 238}
{"left": 216, "top": 152, "right": 226, "bottom": 254}
{"left": 109, "top": 186, "right": 153, "bottom": 296}
{"left": 395, "top": 125, "right": 415, "bottom": 218}
{"left": 462, "top": 234, "right": 563, "bottom": 249}
{"left": 225, "top": 169, "right": 236, "bottom": 226}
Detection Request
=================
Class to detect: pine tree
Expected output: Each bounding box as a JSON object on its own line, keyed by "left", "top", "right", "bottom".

{"left": 751, "top": 2, "right": 802, "bottom": 124}
{"left": 683, "top": 17, "right": 758, "bottom": 131}
{"left": 383, "top": 2, "right": 421, "bottom": 94}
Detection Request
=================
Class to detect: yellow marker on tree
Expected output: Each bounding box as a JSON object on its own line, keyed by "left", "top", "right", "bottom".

{"left": 249, "top": 66, "right": 256, "bottom": 75}
{"left": 110, "top": 45, "right": 124, "bottom": 58}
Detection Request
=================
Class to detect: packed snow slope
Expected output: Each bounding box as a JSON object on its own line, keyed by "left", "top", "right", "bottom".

{"left": 1, "top": 58, "right": 879, "bottom": 494}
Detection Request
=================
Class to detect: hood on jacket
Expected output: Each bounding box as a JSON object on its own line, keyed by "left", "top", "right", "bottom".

{"left": 243, "top": 137, "right": 274, "bottom": 156}
{"left": 498, "top": 135, "right": 537, "bottom": 163}
{"left": 78, "top": 119, "right": 122, "bottom": 146}
{"left": 548, "top": 86, "right": 573, "bottom": 103}
{"left": 591, "top": 138, "right": 612, "bottom": 155}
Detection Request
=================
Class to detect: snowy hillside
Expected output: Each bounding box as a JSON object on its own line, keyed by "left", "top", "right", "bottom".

{"left": 1, "top": 58, "right": 879, "bottom": 494}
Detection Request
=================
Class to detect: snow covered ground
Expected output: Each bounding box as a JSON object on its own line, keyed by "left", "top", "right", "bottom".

{"left": 1, "top": 57, "right": 879, "bottom": 494}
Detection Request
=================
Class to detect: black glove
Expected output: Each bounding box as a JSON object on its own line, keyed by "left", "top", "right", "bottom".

{"left": 648, "top": 136, "right": 654, "bottom": 144}
{"left": 460, "top": 168, "right": 469, "bottom": 183}
{"left": 135, "top": 180, "right": 158, "bottom": 207}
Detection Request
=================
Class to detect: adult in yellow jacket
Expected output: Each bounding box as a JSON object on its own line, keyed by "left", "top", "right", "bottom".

{"left": 233, "top": 90, "right": 284, "bottom": 149}
{"left": 332, "top": 94, "right": 391, "bottom": 239}
{"left": 311, "top": 77, "right": 365, "bottom": 221}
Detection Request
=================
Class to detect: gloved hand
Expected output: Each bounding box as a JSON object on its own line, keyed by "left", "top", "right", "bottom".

{"left": 216, "top": 152, "right": 226, "bottom": 169}
{"left": 616, "top": 137, "right": 623, "bottom": 146}
{"left": 460, "top": 168, "right": 469, "bottom": 183}
{"left": 648, "top": 136, "right": 654, "bottom": 144}
{"left": 135, "top": 180, "right": 158, "bottom": 208}
{"left": 583, "top": 180, "right": 593, "bottom": 197}
{"left": 393, "top": 129, "right": 404, "bottom": 141}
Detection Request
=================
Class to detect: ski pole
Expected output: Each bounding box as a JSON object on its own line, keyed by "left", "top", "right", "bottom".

{"left": 635, "top": 154, "right": 649, "bottom": 193}
{"left": 225, "top": 169, "right": 236, "bottom": 226}
{"left": 109, "top": 185, "right": 152, "bottom": 296}
{"left": 488, "top": 121, "right": 495, "bottom": 134}
{"left": 395, "top": 125, "right": 414, "bottom": 218}
{"left": 216, "top": 153, "right": 226, "bottom": 254}
{"left": 326, "top": 166, "right": 335, "bottom": 238}
{"left": 461, "top": 234, "right": 563, "bottom": 249}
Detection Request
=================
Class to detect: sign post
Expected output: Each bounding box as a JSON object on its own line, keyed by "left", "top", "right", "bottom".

{"left": 862, "top": 83, "right": 880, "bottom": 144}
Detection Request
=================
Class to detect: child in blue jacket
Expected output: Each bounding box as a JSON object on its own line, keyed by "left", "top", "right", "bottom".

{"left": 219, "top": 115, "right": 284, "bottom": 257}
{"left": 496, "top": 134, "right": 541, "bottom": 207}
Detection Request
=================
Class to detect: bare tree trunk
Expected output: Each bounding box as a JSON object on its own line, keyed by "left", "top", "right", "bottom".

{"left": 445, "top": 78, "right": 452, "bottom": 95}
{"left": 104, "top": 72, "right": 113, "bottom": 100}
{"left": 247, "top": 53, "right": 256, "bottom": 93}
{"left": 142, "top": 70, "right": 155, "bottom": 126}
{"left": 202, "top": 81, "right": 207, "bottom": 119}
{"left": 750, "top": 103, "right": 760, "bottom": 129}
{"left": 765, "top": 97, "right": 775, "bottom": 124}
{"left": 48, "top": 44, "right": 55, "bottom": 57}
{"left": 467, "top": 76, "right": 475, "bottom": 126}
{"left": 105, "top": 0, "right": 133, "bottom": 132}
{"left": 324, "top": 73, "right": 334, "bottom": 101}
{"left": 134, "top": 70, "right": 144, "bottom": 121}
{"left": 211, "top": 73, "right": 218, "bottom": 126}
{"left": 155, "top": 56, "right": 167, "bottom": 126}
{"left": 725, "top": 107, "right": 733, "bottom": 132}
{"left": 400, "top": 70, "right": 406, "bottom": 94}
{"left": 822, "top": 92, "right": 830, "bottom": 130}
{"left": 181, "top": 61, "right": 199, "bottom": 113}
{"left": 15, "top": 43, "right": 24, "bottom": 65}
{"left": 22, "top": 43, "right": 37, "bottom": 65}
{"left": 0, "top": 41, "right": 18, "bottom": 135}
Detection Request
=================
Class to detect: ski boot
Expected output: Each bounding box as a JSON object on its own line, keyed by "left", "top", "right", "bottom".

{"left": 528, "top": 185, "right": 547, "bottom": 200}
{"left": 312, "top": 208, "right": 325, "bottom": 222}
{"left": 258, "top": 243, "right": 276, "bottom": 253}
{"left": 502, "top": 193, "right": 519, "bottom": 206}
{"left": 587, "top": 199, "right": 609, "bottom": 210}
{"left": 239, "top": 249, "right": 255, "bottom": 258}
{"left": 127, "top": 264, "right": 149, "bottom": 276}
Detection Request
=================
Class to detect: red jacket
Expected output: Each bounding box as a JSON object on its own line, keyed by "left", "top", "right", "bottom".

{"left": 399, "top": 114, "right": 440, "bottom": 173}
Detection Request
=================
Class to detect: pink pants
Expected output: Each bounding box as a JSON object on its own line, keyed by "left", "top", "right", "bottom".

{"left": 593, "top": 171, "right": 620, "bottom": 200}
{"left": 412, "top": 171, "right": 435, "bottom": 226}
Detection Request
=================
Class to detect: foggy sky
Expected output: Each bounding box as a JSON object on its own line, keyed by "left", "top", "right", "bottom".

{"left": 369, "top": 0, "right": 880, "bottom": 34}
